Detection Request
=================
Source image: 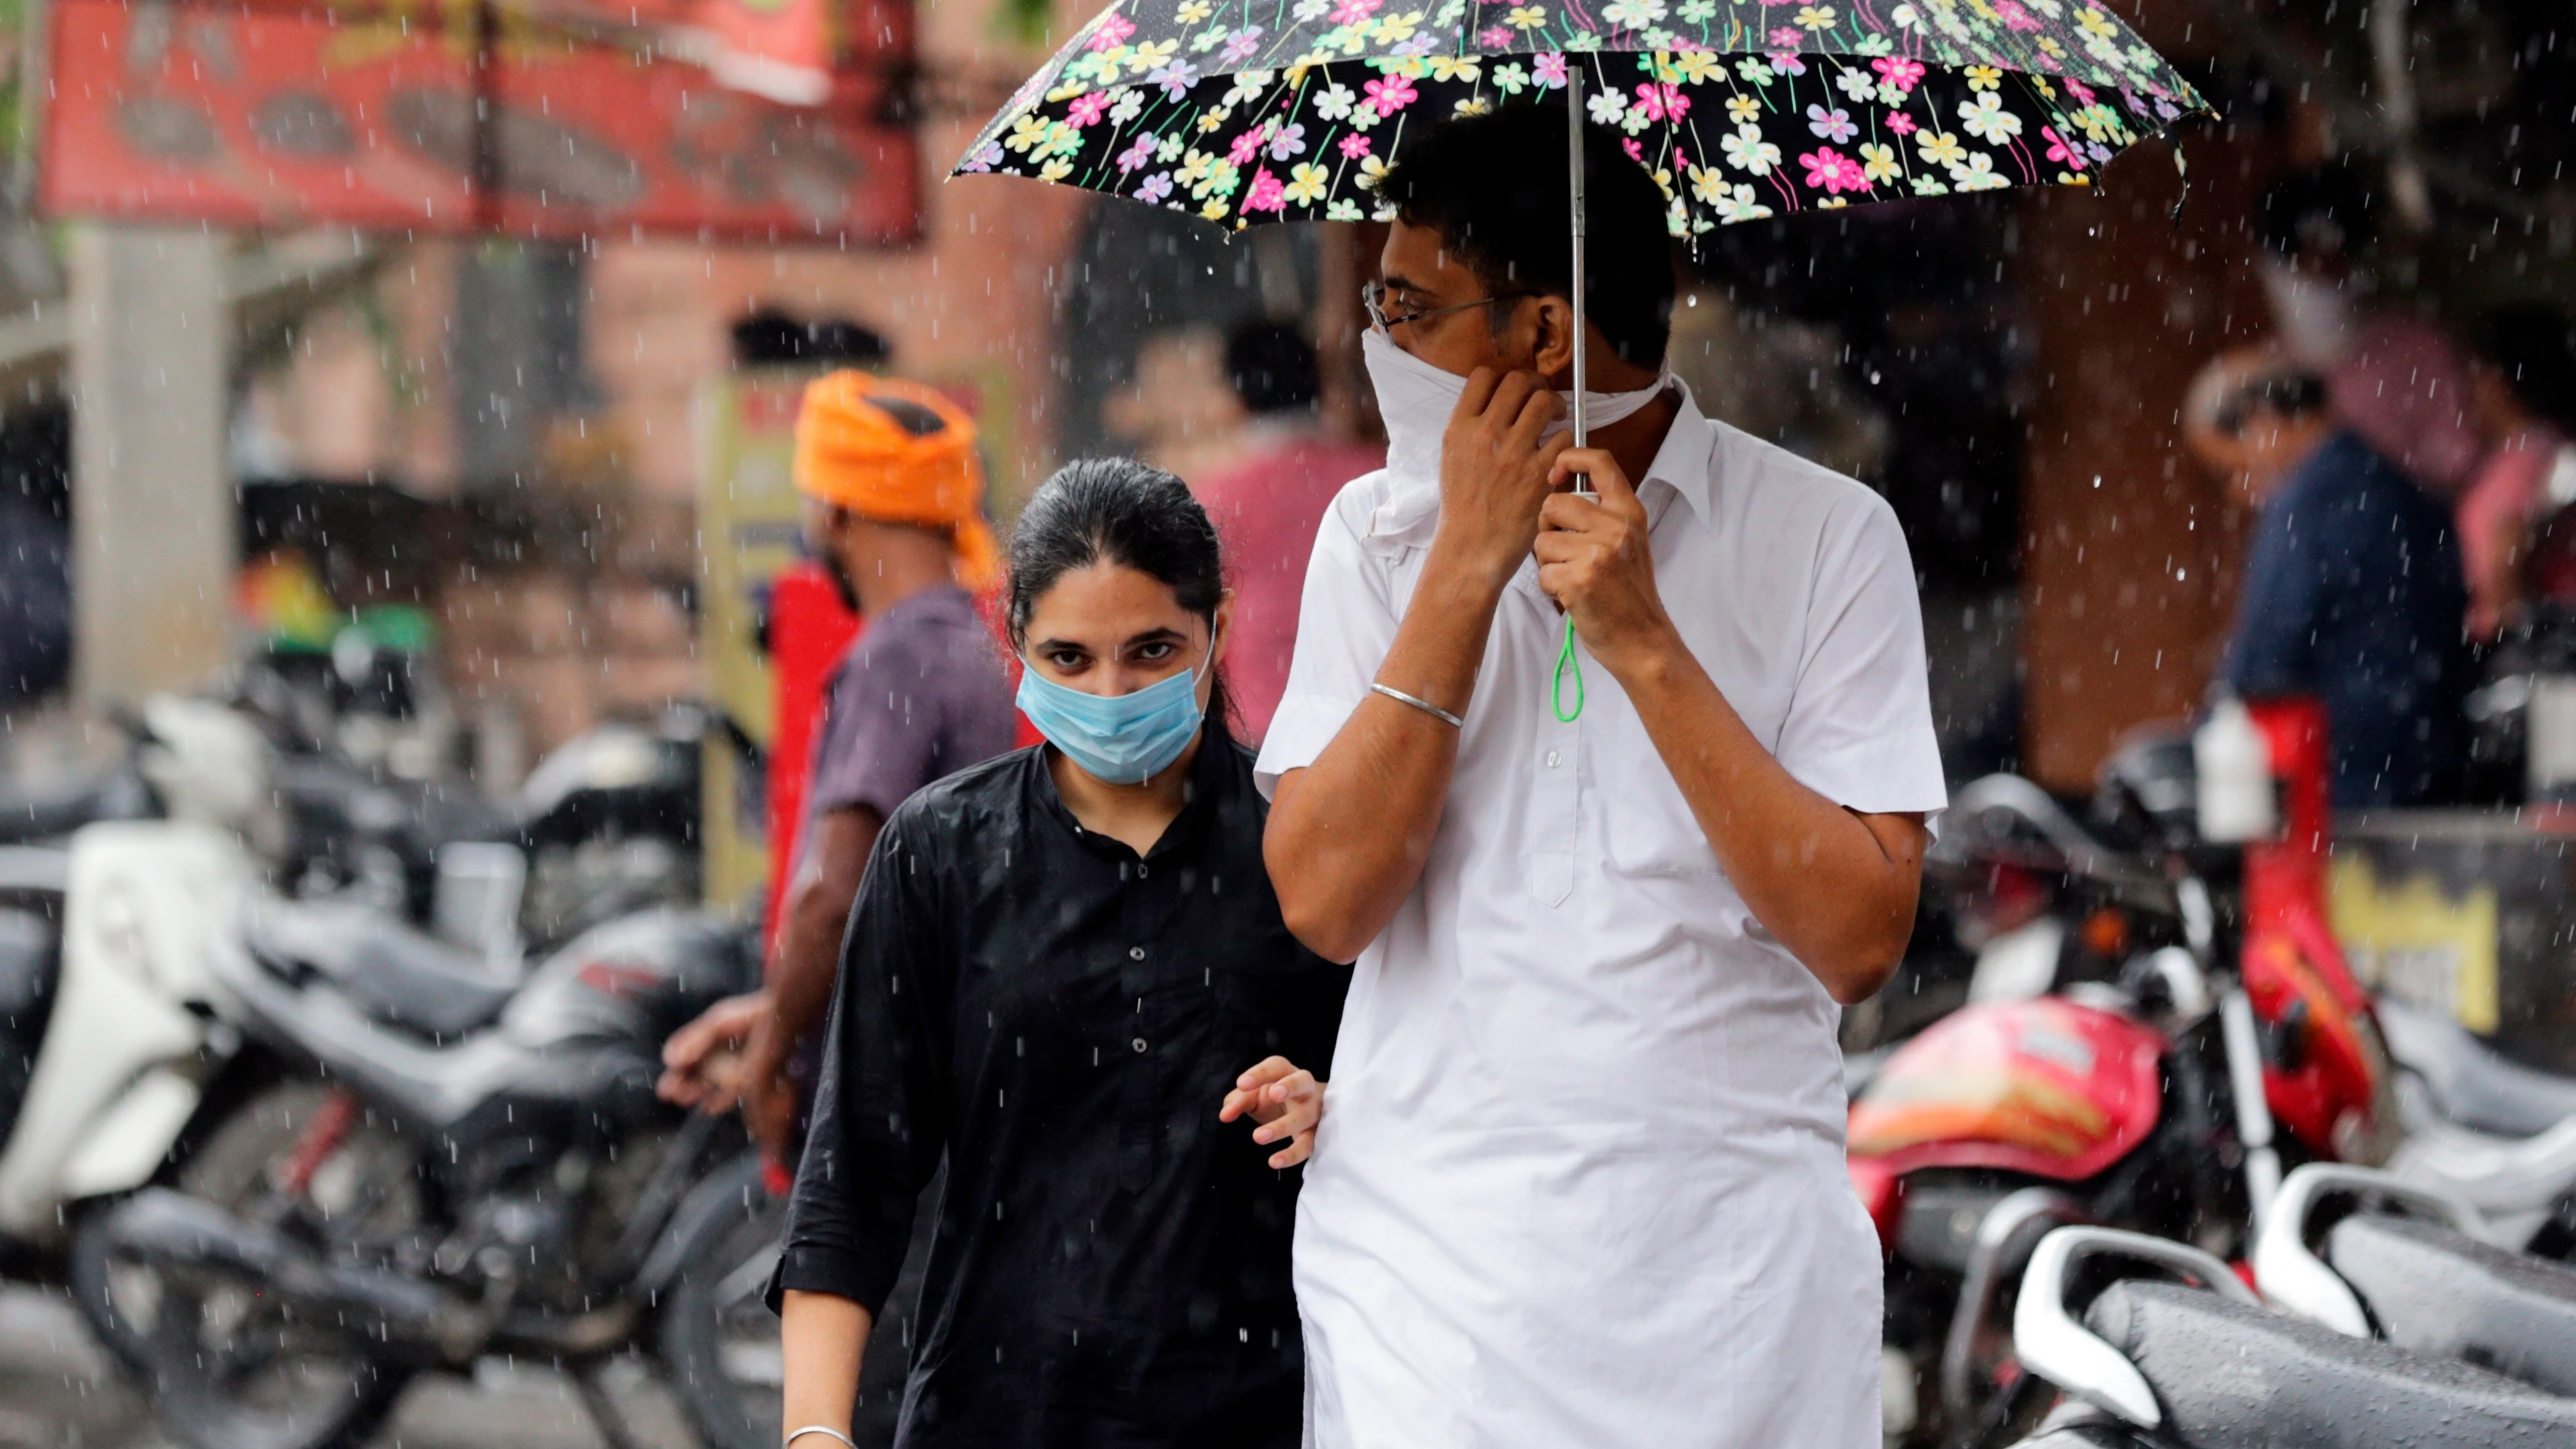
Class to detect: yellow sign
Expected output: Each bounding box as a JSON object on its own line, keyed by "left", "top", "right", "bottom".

{"left": 2329, "top": 854, "right": 2500, "bottom": 1033}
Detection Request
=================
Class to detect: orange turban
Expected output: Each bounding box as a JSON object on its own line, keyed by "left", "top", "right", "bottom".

{"left": 793, "top": 371, "right": 998, "bottom": 590}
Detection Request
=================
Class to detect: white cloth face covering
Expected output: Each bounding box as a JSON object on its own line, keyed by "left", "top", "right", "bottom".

{"left": 1360, "top": 328, "right": 1673, "bottom": 492}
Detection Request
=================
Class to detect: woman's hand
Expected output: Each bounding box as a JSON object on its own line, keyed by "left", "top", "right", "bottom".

{"left": 1219, "top": 1056, "right": 1325, "bottom": 1169}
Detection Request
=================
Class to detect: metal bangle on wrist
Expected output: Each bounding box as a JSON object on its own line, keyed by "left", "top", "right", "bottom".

{"left": 1371, "top": 682, "right": 1465, "bottom": 729}
{"left": 787, "top": 1427, "right": 859, "bottom": 1449}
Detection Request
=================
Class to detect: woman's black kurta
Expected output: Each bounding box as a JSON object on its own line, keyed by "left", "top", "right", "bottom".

{"left": 773, "top": 733, "right": 1348, "bottom": 1448}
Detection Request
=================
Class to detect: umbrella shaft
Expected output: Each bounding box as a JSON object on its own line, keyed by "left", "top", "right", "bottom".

{"left": 1568, "top": 70, "right": 1588, "bottom": 456}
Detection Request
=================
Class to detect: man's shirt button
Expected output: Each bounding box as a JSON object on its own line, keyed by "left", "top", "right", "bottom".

{"left": 1545, "top": 750, "right": 1561, "bottom": 768}
{"left": 1129, "top": 946, "right": 1147, "bottom": 960}
{"left": 1131, "top": 1037, "right": 1149, "bottom": 1054}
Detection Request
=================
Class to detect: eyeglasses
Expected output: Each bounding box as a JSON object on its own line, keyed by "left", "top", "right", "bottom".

{"left": 1361, "top": 281, "right": 1534, "bottom": 334}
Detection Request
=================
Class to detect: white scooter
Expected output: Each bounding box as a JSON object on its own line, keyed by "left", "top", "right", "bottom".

{"left": 0, "top": 696, "right": 269, "bottom": 1254}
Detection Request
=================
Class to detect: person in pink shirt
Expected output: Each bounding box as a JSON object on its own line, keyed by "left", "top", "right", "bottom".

{"left": 1188, "top": 321, "right": 1384, "bottom": 739}
{"left": 2457, "top": 308, "right": 2576, "bottom": 638}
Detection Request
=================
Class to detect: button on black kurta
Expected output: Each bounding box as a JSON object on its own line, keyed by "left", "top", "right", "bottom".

{"left": 773, "top": 732, "right": 1348, "bottom": 1448}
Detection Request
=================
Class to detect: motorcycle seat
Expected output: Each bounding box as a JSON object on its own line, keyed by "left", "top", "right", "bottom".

{"left": 2004, "top": 1403, "right": 2160, "bottom": 1448}
{"left": 2086, "top": 1279, "right": 2576, "bottom": 1448}
{"left": 2378, "top": 998, "right": 2576, "bottom": 1138}
{"left": 2326, "top": 1212, "right": 2576, "bottom": 1396}
{"left": 0, "top": 769, "right": 145, "bottom": 842}
{"left": 243, "top": 900, "right": 517, "bottom": 1040}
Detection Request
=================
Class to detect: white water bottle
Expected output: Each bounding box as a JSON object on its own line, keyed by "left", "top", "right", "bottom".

{"left": 2195, "top": 696, "right": 2277, "bottom": 844}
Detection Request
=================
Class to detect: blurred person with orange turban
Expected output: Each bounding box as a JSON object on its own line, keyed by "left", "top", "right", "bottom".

{"left": 658, "top": 369, "right": 1020, "bottom": 1442}
{"left": 663, "top": 371, "right": 1016, "bottom": 1141}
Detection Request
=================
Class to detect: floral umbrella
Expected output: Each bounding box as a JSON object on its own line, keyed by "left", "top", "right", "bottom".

{"left": 955, "top": 0, "right": 2207, "bottom": 237}
{"left": 958, "top": 0, "right": 2206, "bottom": 718}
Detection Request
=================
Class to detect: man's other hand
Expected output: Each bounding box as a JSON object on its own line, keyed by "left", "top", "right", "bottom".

{"left": 1535, "top": 448, "right": 1679, "bottom": 673}
{"left": 1436, "top": 368, "right": 1568, "bottom": 586}
{"left": 658, "top": 991, "right": 770, "bottom": 1111}
{"left": 1219, "top": 1056, "right": 1325, "bottom": 1169}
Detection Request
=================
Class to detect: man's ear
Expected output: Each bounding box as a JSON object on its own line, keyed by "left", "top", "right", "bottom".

{"left": 1531, "top": 295, "right": 1578, "bottom": 383}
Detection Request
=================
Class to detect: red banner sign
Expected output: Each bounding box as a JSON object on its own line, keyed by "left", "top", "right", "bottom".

{"left": 41, "top": 0, "right": 919, "bottom": 243}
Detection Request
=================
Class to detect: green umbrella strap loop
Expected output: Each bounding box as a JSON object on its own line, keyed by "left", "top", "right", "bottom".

{"left": 1553, "top": 614, "right": 1585, "bottom": 723}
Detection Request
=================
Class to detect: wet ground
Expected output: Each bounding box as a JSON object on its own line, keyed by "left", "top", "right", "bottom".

{"left": 0, "top": 1286, "right": 700, "bottom": 1449}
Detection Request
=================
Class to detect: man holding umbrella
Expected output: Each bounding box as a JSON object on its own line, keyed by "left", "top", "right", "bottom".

{"left": 1257, "top": 105, "right": 1944, "bottom": 1445}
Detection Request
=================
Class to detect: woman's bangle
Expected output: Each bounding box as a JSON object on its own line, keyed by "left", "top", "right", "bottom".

{"left": 786, "top": 1428, "right": 858, "bottom": 1449}
{"left": 1370, "top": 682, "right": 1465, "bottom": 729}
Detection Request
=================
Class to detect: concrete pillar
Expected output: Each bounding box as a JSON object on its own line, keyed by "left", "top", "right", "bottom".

{"left": 68, "top": 225, "right": 232, "bottom": 715}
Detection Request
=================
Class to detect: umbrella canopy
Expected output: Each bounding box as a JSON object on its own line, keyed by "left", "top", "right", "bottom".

{"left": 955, "top": 0, "right": 2207, "bottom": 236}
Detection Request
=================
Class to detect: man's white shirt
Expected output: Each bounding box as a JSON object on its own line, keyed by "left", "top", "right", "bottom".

{"left": 1255, "top": 382, "right": 1946, "bottom": 1448}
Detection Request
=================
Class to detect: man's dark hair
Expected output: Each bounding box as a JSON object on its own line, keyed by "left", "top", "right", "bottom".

{"left": 1226, "top": 320, "right": 1321, "bottom": 414}
{"left": 1006, "top": 457, "right": 1235, "bottom": 735}
{"left": 2214, "top": 367, "right": 2328, "bottom": 436}
{"left": 731, "top": 309, "right": 892, "bottom": 369}
{"left": 1376, "top": 105, "right": 1674, "bottom": 368}
{"left": 2469, "top": 305, "right": 2576, "bottom": 432}
{"left": 2253, "top": 163, "right": 2376, "bottom": 266}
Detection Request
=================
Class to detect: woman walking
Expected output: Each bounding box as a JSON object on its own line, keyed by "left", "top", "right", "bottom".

{"left": 771, "top": 458, "right": 1346, "bottom": 1448}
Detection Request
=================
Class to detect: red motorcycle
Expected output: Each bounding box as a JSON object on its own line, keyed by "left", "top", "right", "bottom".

{"left": 1855, "top": 700, "right": 2399, "bottom": 1448}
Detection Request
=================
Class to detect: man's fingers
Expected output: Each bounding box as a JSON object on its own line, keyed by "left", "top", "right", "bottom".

{"left": 1532, "top": 530, "right": 1598, "bottom": 567}
{"left": 1483, "top": 369, "right": 1543, "bottom": 424}
{"left": 1504, "top": 394, "right": 1567, "bottom": 458}
{"left": 662, "top": 1018, "right": 715, "bottom": 1069}
{"left": 1510, "top": 379, "right": 1565, "bottom": 434}
{"left": 1537, "top": 492, "right": 1617, "bottom": 535}
{"left": 1536, "top": 561, "right": 1578, "bottom": 603}
{"left": 1269, "top": 1130, "right": 1317, "bottom": 1169}
{"left": 1549, "top": 446, "right": 1623, "bottom": 492}
{"left": 1218, "top": 1086, "right": 1260, "bottom": 1123}
{"left": 1454, "top": 366, "right": 1501, "bottom": 420}
{"left": 1589, "top": 457, "right": 1647, "bottom": 521}
{"left": 655, "top": 1068, "right": 702, "bottom": 1107}
{"left": 1554, "top": 448, "right": 1648, "bottom": 525}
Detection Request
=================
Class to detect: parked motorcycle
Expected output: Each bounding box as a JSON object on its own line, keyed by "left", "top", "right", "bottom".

{"left": 0, "top": 698, "right": 275, "bottom": 1262}
{"left": 69, "top": 897, "right": 766, "bottom": 1449}
{"left": 2004, "top": 1224, "right": 2576, "bottom": 1448}
{"left": 1858, "top": 705, "right": 2400, "bottom": 1448}
{"left": 2371, "top": 998, "right": 2576, "bottom": 1258}
{"left": 1932, "top": 720, "right": 2576, "bottom": 1265}
{"left": 2251, "top": 1162, "right": 2576, "bottom": 1395}
{"left": 0, "top": 670, "right": 737, "bottom": 1262}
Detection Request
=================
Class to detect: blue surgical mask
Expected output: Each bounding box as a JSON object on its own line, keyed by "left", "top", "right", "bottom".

{"left": 1017, "top": 659, "right": 1208, "bottom": 786}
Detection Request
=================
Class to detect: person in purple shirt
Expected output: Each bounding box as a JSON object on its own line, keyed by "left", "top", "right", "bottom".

{"left": 658, "top": 373, "right": 1018, "bottom": 1153}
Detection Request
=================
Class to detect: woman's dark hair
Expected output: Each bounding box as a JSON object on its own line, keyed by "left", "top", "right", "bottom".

{"left": 1375, "top": 104, "right": 1675, "bottom": 369}
{"left": 1006, "top": 457, "right": 1235, "bottom": 736}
